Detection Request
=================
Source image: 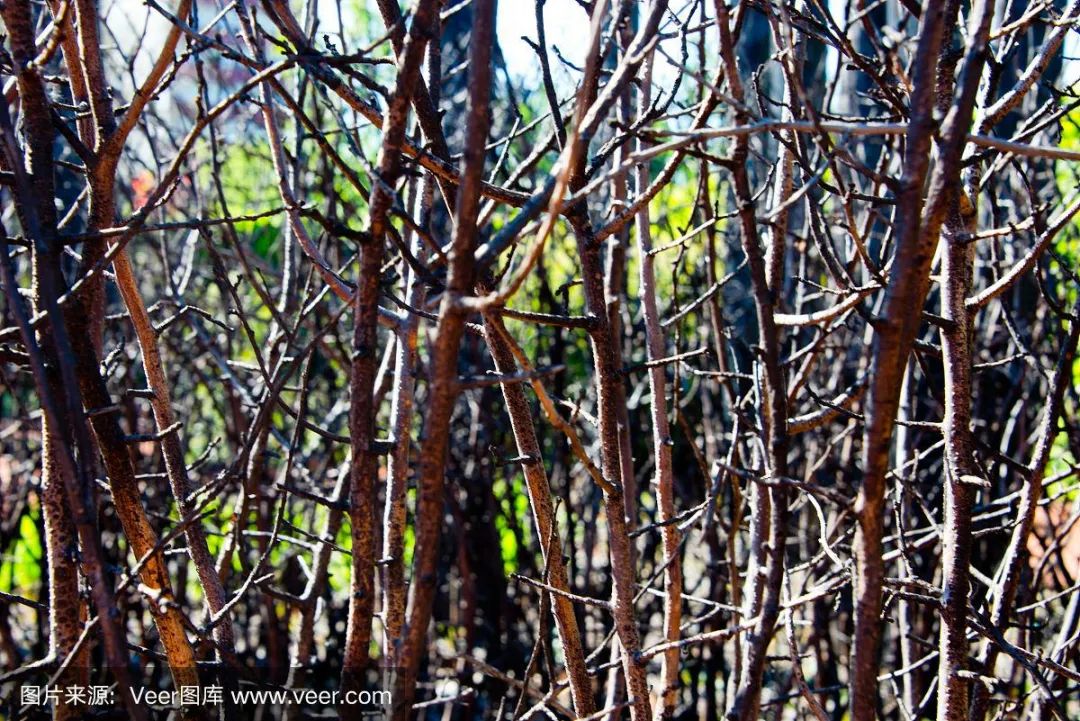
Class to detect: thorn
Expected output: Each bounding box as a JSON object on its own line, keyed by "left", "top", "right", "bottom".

{"left": 958, "top": 474, "right": 990, "bottom": 488}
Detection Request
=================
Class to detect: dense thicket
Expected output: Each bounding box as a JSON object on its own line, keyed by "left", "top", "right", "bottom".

{"left": 1, "top": 0, "right": 1080, "bottom": 720}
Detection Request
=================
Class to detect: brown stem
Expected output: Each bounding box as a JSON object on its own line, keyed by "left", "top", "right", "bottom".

{"left": 23, "top": 9, "right": 90, "bottom": 708}
{"left": 714, "top": 5, "right": 790, "bottom": 719}
{"left": 0, "top": 51, "right": 143, "bottom": 721}
{"left": 111, "top": 252, "right": 237, "bottom": 659}
{"left": 482, "top": 312, "right": 596, "bottom": 716}
{"left": 390, "top": 2, "right": 496, "bottom": 715}
{"left": 632, "top": 53, "right": 682, "bottom": 719}
{"left": 344, "top": 0, "right": 441, "bottom": 682}
{"left": 64, "top": 308, "right": 202, "bottom": 692}
{"left": 936, "top": 195, "right": 980, "bottom": 721}
{"left": 575, "top": 228, "right": 653, "bottom": 721}
{"left": 848, "top": 2, "right": 949, "bottom": 716}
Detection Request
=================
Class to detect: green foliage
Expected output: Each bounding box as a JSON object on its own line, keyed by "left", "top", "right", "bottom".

{"left": 328, "top": 517, "right": 352, "bottom": 594}
{"left": 1048, "top": 104, "right": 1080, "bottom": 491}
{"left": 1, "top": 511, "right": 42, "bottom": 598}
{"left": 493, "top": 475, "right": 528, "bottom": 575}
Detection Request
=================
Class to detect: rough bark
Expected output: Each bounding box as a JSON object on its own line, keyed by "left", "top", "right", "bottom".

{"left": 847, "top": 3, "right": 950, "bottom": 716}
{"left": 344, "top": 0, "right": 441, "bottom": 681}
{"left": 390, "top": 2, "right": 496, "bottom": 715}
{"left": 715, "top": 5, "right": 790, "bottom": 719}
{"left": 632, "top": 54, "right": 682, "bottom": 720}
{"left": 482, "top": 312, "right": 596, "bottom": 717}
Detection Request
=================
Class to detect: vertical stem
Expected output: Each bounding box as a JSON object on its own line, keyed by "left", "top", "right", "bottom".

{"left": 482, "top": 312, "right": 596, "bottom": 717}
{"left": 850, "top": 0, "right": 993, "bottom": 708}
{"left": 894, "top": 362, "right": 920, "bottom": 718}
{"left": 381, "top": 177, "right": 431, "bottom": 664}
{"left": 1, "top": 0, "right": 198, "bottom": 700}
{"left": 936, "top": 198, "right": 979, "bottom": 721}
{"left": 561, "top": 4, "right": 669, "bottom": 717}
{"left": 714, "top": 5, "right": 790, "bottom": 719}
{"left": 847, "top": 2, "right": 949, "bottom": 715}
{"left": 344, "top": 0, "right": 440, "bottom": 680}
{"left": 14, "top": 10, "right": 89, "bottom": 702}
{"left": 41, "top": 12, "right": 94, "bottom": 701}
{"left": 632, "top": 53, "right": 682, "bottom": 719}
{"left": 40, "top": 427, "right": 88, "bottom": 721}
{"left": 383, "top": 14, "right": 442, "bottom": 664}
{"left": 575, "top": 228, "right": 654, "bottom": 721}
{"left": 603, "top": 16, "right": 639, "bottom": 714}
{"left": 391, "top": 2, "right": 496, "bottom": 715}
{"left": 0, "top": 233, "right": 145, "bottom": 721}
